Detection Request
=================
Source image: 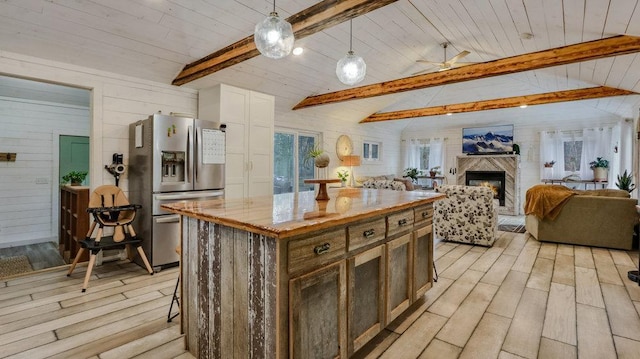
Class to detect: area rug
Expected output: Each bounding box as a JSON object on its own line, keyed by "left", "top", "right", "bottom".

{"left": 498, "top": 223, "right": 526, "bottom": 233}
{"left": 0, "top": 255, "right": 33, "bottom": 278}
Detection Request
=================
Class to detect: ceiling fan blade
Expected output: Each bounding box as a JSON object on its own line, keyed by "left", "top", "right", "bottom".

{"left": 450, "top": 61, "right": 477, "bottom": 67}
{"left": 416, "top": 59, "right": 444, "bottom": 66}
{"left": 445, "top": 50, "right": 471, "bottom": 65}
{"left": 411, "top": 69, "right": 431, "bottom": 76}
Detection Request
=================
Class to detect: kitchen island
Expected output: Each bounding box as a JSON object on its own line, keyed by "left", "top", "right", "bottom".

{"left": 162, "top": 188, "right": 444, "bottom": 359}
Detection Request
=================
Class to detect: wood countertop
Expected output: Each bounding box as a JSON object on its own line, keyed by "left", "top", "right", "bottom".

{"left": 161, "top": 188, "right": 444, "bottom": 239}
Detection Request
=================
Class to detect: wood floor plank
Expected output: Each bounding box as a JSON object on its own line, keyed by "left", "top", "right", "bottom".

{"left": 502, "top": 287, "right": 548, "bottom": 359}
{"left": 556, "top": 244, "right": 574, "bottom": 257}
{"left": 351, "top": 329, "right": 399, "bottom": 359}
{"left": 502, "top": 235, "right": 527, "bottom": 257}
{"left": 593, "top": 248, "right": 624, "bottom": 286}
{"left": 575, "top": 267, "right": 605, "bottom": 308}
{"left": 0, "top": 302, "right": 60, "bottom": 326}
{"left": 0, "top": 331, "right": 57, "bottom": 359}
{"left": 511, "top": 240, "right": 539, "bottom": 274}
{"left": 574, "top": 246, "right": 595, "bottom": 269}
{"left": 435, "top": 283, "right": 498, "bottom": 347}
{"left": 609, "top": 250, "right": 635, "bottom": 267}
{"left": 601, "top": 283, "right": 640, "bottom": 341}
{"left": 538, "top": 337, "right": 576, "bottom": 359}
{"left": 526, "top": 257, "right": 553, "bottom": 292}
{"left": 131, "top": 337, "right": 187, "bottom": 359}
{"left": 537, "top": 242, "right": 557, "bottom": 260}
{"left": 613, "top": 335, "right": 640, "bottom": 359}
{"left": 480, "top": 254, "right": 517, "bottom": 286}
{"left": 434, "top": 255, "right": 458, "bottom": 274}
{"left": 552, "top": 254, "right": 575, "bottom": 286}
{"left": 542, "top": 283, "right": 576, "bottom": 345}
{"left": 498, "top": 351, "right": 527, "bottom": 358}
{"left": 458, "top": 312, "right": 511, "bottom": 359}
{"left": 440, "top": 250, "right": 482, "bottom": 280}
{"left": 487, "top": 270, "right": 529, "bottom": 318}
{"left": 492, "top": 234, "right": 513, "bottom": 249}
{"left": 379, "top": 312, "right": 447, "bottom": 359}
{"left": 469, "top": 247, "right": 504, "bottom": 273}
{"left": 418, "top": 338, "right": 461, "bottom": 359}
{"left": 434, "top": 242, "right": 458, "bottom": 260}
{"left": 576, "top": 303, "right": 616, "bottom": 359}
{"left": 428, "top": 269, "right": 484, "bottom": 318}
{"left": 616, "top": 264, "right": 640, "bottom": 302}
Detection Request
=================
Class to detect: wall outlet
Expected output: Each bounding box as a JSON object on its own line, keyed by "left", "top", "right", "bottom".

{"left": 35, "top": 177, "right": 48, "bottom": 184}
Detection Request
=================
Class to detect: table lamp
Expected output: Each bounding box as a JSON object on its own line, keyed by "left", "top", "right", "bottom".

{"left": 342, "top": 155, "right": 361, "bottom": 187}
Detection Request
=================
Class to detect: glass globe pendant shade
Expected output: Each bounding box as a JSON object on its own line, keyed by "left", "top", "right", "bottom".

{"left": 336, "top": 50, "right": 366, "bottom": 85}
{"left": 254, "top": 11, "right": 295, "bottom": 59}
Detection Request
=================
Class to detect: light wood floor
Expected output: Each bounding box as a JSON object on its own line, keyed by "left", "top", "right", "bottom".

{"left": 2, "top": 230, "right": 640, "bottom": 358}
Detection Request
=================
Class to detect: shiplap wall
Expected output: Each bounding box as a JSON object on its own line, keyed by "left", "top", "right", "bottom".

{"left": 0, "top": 50, "right": 198, "bottom": 247}
{"left": 0, "top": 97, "right": 89, "bottom": 247}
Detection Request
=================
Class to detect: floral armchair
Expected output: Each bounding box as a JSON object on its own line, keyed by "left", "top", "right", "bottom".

{"left": 433, "top": 185, "right": 498, "bottom": 247}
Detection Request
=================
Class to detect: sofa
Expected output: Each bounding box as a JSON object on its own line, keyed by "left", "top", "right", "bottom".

{"left": 525, "top": 186, "right": 639, "bottom": 250}
{"left": 433, "top": 185, "right": 498, "bottom": 246}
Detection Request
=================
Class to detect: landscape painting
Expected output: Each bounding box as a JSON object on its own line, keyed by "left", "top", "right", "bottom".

{"left": 462, "top": 125, "right": 514, "bottom": 154}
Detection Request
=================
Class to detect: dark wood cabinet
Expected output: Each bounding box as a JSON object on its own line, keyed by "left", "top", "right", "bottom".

{"left": 59, "top": 186, "right": 89, "bottom": 263}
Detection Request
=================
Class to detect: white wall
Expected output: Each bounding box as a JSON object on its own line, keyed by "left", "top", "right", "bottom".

{"left": 0, "top": 50, "right": 198, "bottom": 247}
{"left": 275, "top": 110, "right": 404, "bottom": 181}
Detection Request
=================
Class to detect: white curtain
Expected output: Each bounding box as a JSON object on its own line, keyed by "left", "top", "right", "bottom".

{"left": 539, "top": 131, "right": 565, "bottom": 179}
{"left": 581, "top": 127, "right": 615, "bottom": 185}
{"left": 428, "top": 138, "right": 445, "bottom": 170}
{"left": 405, "top": 139, "right": 420, "bottom": 169}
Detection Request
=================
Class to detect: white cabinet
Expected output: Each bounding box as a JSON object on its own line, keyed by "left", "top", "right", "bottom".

{"left": 199, "top": 84, "right": 274, "bottom": 199}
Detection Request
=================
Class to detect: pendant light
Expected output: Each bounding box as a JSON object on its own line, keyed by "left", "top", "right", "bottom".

{"left": 254, "top": 0, "right": 295, "bottom": 59}
{"left": 336, "top": 20, "right": 366, "bottom": 85}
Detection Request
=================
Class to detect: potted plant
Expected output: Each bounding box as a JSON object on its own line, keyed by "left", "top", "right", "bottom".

{"left": 615, "top": 170, "right": 636, "bottom": 193}
{"left": 305, "top": 145, "right": 330, "bottom": 168}
{"left": 589, "top": 157, "right": 609, "bottom": 182}
{"left": 62, "top": 171, "right": 88, "bottom": 186}
{"left": 544, "top": 160, "right": 555, "bottom": 168}
{"left": 403, "top": 167, "right": 422, "bottom": 183}
{"left": 337, "top": 170, "right": 349, "bottom": 187}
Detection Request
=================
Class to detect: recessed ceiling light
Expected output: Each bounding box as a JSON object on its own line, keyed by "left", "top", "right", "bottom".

{"left": 292, "top": 47, "right": 304, "bottom": 56}
{"left": 519, "top": 104, "right": 528, "bottom": 108}
{"left": 520, "top": 32, "right": 534, "bottom": 40}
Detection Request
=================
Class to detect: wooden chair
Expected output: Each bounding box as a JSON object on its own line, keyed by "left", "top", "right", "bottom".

{"left": 67, "top": 185, "right": 153, "bottom": 292}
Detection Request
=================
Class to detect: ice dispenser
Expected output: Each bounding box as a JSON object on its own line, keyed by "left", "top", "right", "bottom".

{"left": 161, "top": 151, "right": 185, "bottom": 182}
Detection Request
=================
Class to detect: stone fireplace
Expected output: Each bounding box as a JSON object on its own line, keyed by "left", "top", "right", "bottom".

{"left": 457, "top": 155, "right": 520, "bottom": 215}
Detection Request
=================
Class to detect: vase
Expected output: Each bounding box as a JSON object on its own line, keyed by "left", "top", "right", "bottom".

{"left": 593, "top": 167, "right": 608, "bottom": 182}
{"left": 341, "top": 180, "right": 346, "bottom": 187}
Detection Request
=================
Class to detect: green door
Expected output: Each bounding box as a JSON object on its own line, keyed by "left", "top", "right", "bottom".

{"left": 59, "top": 135, "right": 90, "bottom": 185}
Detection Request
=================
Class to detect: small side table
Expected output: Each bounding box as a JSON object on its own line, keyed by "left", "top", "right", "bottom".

{"left": 304, "top": 179, "right": 341, "bottom": 201}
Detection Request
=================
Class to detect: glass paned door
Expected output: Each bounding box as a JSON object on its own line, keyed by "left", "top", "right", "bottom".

{"left": 274, "top": 130, "right": 318, "bottom": 194}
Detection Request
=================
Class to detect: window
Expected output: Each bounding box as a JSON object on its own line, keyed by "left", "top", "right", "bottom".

{"left": 563, "top": 140, "right": 582, "bottom": 172}
{"left": 274, "top": 130, "right": 319, "bottom": 194}
{"left": 363, "top": 140, "right": 381, "bottom": 161}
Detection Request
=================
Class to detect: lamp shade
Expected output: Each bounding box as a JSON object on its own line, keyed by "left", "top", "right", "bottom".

{"left": 342, "top": 155, "right": 361, "bottom": 167}
{"left": 336, "top": 51, "right": 366, "bottom": 85}
{"left": 254, "top": 11, "right": 295, "bottom": 59}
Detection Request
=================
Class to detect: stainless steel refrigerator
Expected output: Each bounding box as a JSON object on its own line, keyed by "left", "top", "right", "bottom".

{"left": 129, "top": 113, "right": 225, "bottom": 269}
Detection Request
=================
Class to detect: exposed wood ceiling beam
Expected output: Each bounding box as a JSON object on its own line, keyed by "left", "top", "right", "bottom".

{"left": 172, "top": 0, "right": 397, "bottom": 86}
{"left": 293, "top": 35, "right": 640, "bottom": 110}
{"left": 360, "top": 87, "right": 636, "bottom": 123}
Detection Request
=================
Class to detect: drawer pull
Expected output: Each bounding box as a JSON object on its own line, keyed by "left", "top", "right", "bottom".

{"left": 314, "top": 243, "right": 331, "bottom": 255}
{"left": 398, "top": 218, "right": 408, "bottom": 226}
{"left": 363, "top": 229, "right": 376, "bottom": 238}
{"left": 421, "top": 211, "right": 430, "bottom": 218}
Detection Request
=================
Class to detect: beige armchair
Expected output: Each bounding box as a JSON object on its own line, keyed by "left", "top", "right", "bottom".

{"left": 434, "top": 185, "right": 498, "bottom": 246}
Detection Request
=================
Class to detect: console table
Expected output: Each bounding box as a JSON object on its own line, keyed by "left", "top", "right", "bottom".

{"left": 542, "top": 178, "right": 608, "bottom": 190}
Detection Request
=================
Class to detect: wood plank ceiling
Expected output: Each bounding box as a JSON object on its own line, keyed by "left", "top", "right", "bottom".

{"left": 1, "top": 1, "right": 640, "bottom": 130}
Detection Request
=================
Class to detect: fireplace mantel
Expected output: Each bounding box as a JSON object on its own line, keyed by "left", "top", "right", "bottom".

{"left": 456, "top": 155, "right": 520, "bottom": 215}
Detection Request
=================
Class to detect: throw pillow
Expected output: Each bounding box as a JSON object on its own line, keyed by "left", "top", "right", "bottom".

{"left": 394, "top": 177, "right": 414, "bottom": 191}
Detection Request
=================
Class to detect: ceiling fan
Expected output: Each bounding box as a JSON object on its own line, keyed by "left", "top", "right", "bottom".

{"left": 414, "top": 43, "right": 476, "bottom": 75}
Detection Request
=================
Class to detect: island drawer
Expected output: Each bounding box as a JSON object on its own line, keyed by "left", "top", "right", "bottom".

{"left": 386, "top": 209, "right": 415, "bottom": 237}
{"left": 413, "top": 204, "right": 433, "bottom": 226}
{"left": 288, "top": 228, "right": 346, "bottom": 274}
{"left": 348, "top": 217, "right": 386, "bottom": 251}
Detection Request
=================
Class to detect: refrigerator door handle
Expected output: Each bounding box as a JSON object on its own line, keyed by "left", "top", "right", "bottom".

{"left": 155, "top": 191, "right": 224, "bottom": 201}
{"left": 155, "top": 214, "right": 181, "bottom": 224}
{"left": 187, "top": 125, "right": 192, "bottom": 183}
{"left": 194, "top": 125, "right": 199, "bottom": 182}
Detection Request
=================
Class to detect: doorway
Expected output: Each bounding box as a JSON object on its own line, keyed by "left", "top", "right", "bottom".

{"left": 0, "top": 75, "right": 90, "bottom": 277}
